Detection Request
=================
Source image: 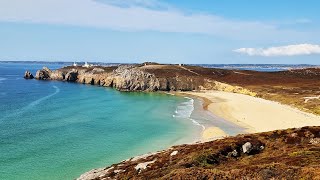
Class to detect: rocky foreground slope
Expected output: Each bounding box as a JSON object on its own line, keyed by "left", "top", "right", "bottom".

{"left": 29, "top": 63, "right": 320, "bottom": 115}
{"left": 77, "top": 126, "right": 320, "bottom": 180}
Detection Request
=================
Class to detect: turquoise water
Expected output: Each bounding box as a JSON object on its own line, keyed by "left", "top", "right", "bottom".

{"left": 0, "top": 62, "right": 204, "bottom": 179}
{"left": 0, "top": 62, "right": 244, "bottom": 180}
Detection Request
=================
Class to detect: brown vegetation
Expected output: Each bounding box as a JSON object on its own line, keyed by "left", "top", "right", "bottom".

{"left": 78, "top": 126, "right": 320, "bottom": 180}
{"left": 142, "top": 65, "right": 320, "bottom": 115}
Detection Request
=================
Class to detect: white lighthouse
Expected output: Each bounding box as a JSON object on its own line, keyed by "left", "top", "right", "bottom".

{"left": 83, "top": 62, "right": 90, "bottom": 68}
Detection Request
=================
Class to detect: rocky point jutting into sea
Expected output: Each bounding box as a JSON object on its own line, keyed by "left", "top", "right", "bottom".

{"left": 29, "top": 62, "right": 320, "bottom": 115}
{"left": 30, "top": 63, "right": 256, "bottom": 94}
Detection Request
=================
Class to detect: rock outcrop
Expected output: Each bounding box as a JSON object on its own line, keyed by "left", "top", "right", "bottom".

{"left": 32, "top": 65, "right": 230, "bottom": 92}
{"left": 35, "top": 67, "right": 52, "bottom": 80}
{"left": 30, "top": 64, "right": 265, "bottom": 96}
{"left": 65, "top": 70, "right": 78, "bottom": 82}
{"left": 111, "top": 65, "right": 160, "bottom": 91}
{"left": 24, "top": 71, "right": 34, "bottom": 79}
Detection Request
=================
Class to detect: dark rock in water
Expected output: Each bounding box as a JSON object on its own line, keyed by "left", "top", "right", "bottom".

{"left": 24, "top": 71, "right": 34, "bottom": 79}
{"left": 35, "top": 67, "right": 52, "bottom": 80}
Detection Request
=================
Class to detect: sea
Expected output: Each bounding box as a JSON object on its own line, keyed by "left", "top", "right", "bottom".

{"left": 1, "top": 61, "right": 310, "bottom": 180}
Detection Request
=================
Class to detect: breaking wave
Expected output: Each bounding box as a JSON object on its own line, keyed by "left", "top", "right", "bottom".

{"left": 173, "top": 97, "right": 205, "bottom": 130}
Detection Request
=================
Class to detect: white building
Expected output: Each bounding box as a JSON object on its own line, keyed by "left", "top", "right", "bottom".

{"left": 83, "top": 62, "right": 90, "bottom": 68}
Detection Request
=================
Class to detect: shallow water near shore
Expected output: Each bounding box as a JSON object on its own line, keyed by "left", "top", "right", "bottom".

{"left": 0, "top": 62, "right": 244, "bottom": 180}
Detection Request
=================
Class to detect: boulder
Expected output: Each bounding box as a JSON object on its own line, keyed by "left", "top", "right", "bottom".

{"left": 242, "top": 142, "right": 253, "bottom": 154}
{"left": 24, "top": 71, "right": 34, "bottom": 79}
{"left": 231, "top": 150, "right": 239, "bottom": 157}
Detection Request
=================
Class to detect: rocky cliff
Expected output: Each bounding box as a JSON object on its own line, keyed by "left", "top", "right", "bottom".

{"left": 31, "top": 63, "right": 320, "bottom": 114}
{"left": 33, "top": 64, "right": 256, "bottom": 94}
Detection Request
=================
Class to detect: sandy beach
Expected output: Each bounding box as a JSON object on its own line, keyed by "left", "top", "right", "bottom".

{"left": 181, "top": 91, "right": 320, "bottom": 140}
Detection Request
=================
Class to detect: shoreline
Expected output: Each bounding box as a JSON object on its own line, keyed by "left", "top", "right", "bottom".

{"left": 180, "top": 90, "right": 320, "bottom": 134}
{"left": 171, "top": 92, "right": 245, "bottom": 142}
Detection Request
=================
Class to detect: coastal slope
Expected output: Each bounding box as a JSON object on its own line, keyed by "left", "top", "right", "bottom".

{"left": 77, "top": 126, "right": 320, "bottom": 180}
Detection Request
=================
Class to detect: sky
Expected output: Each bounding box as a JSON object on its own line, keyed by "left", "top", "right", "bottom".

{"left": 0, "top": 0, "right": 320, "bottom": 64}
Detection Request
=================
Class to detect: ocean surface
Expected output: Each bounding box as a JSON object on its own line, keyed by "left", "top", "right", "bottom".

{"left": 0, "top": 62, "right": 246, "bottom": 180}
{"left": 195, "top": 64, "right": 319, "bottom": 72}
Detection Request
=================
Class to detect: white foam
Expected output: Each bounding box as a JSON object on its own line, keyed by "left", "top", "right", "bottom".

{"left": 173, "top": 97, "right": 205, "bottom": 130}
{"left": 190, "top": 118, "right": 205, "bottom": 130}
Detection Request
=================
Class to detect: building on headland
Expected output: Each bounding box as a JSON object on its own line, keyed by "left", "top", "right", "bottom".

{"left": 83, "top": 62, "right": 90, "bottom": 68}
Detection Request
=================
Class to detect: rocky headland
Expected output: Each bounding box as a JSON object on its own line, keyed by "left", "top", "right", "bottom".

{"left": 31, "top": 63, "right": 255, "bottom": 93}
{"left": 28, "top": 63, "right": 320, "bottom": 115}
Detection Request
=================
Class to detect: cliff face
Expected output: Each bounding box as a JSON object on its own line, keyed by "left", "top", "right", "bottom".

{"left": 32, "top": 63, "right": 320, "bottom": 114}
{"left": 34, "top": 64, "right": 245, "bottom": 92}
{"left": 77, "top": 126, "right": 320, "bottom": 180}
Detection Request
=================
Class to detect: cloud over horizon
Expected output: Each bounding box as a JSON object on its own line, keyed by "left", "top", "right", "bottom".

{"left": 234, "top": 44, "right": 320, "bottom": 57}
{"left": 0, "top": 0, "right": 308, "bottom": 40}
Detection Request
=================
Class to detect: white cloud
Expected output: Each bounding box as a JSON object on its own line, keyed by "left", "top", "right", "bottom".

{"left": 0, "top": 0, "right": 305, "bottom": 40}
{"left": 234, "top": 44, "right": 320, "bottom": 57}
{"left": 100, "top": 0, "right": 170, "bottom": 9}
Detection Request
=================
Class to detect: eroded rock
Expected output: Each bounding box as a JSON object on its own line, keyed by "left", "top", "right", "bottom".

{"left": 24, "top": 71, "right": 34, "bottom": 79}
{"left": 65, "top": 70, "right": 78, "bottom": 82}
{"left": 35, "top": 67, "right": 52, "bottom": 80}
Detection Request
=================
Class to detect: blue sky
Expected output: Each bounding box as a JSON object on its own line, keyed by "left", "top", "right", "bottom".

{"left": 0, "top": 0, "right": 319, "bottom": 64}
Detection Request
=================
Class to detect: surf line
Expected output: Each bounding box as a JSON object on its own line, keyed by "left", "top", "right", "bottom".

{"left": 173, "top": 96, "right": 206, "bottom": 130}
{"left": 0, "top": 86, "right": 60, "bottom": 122}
